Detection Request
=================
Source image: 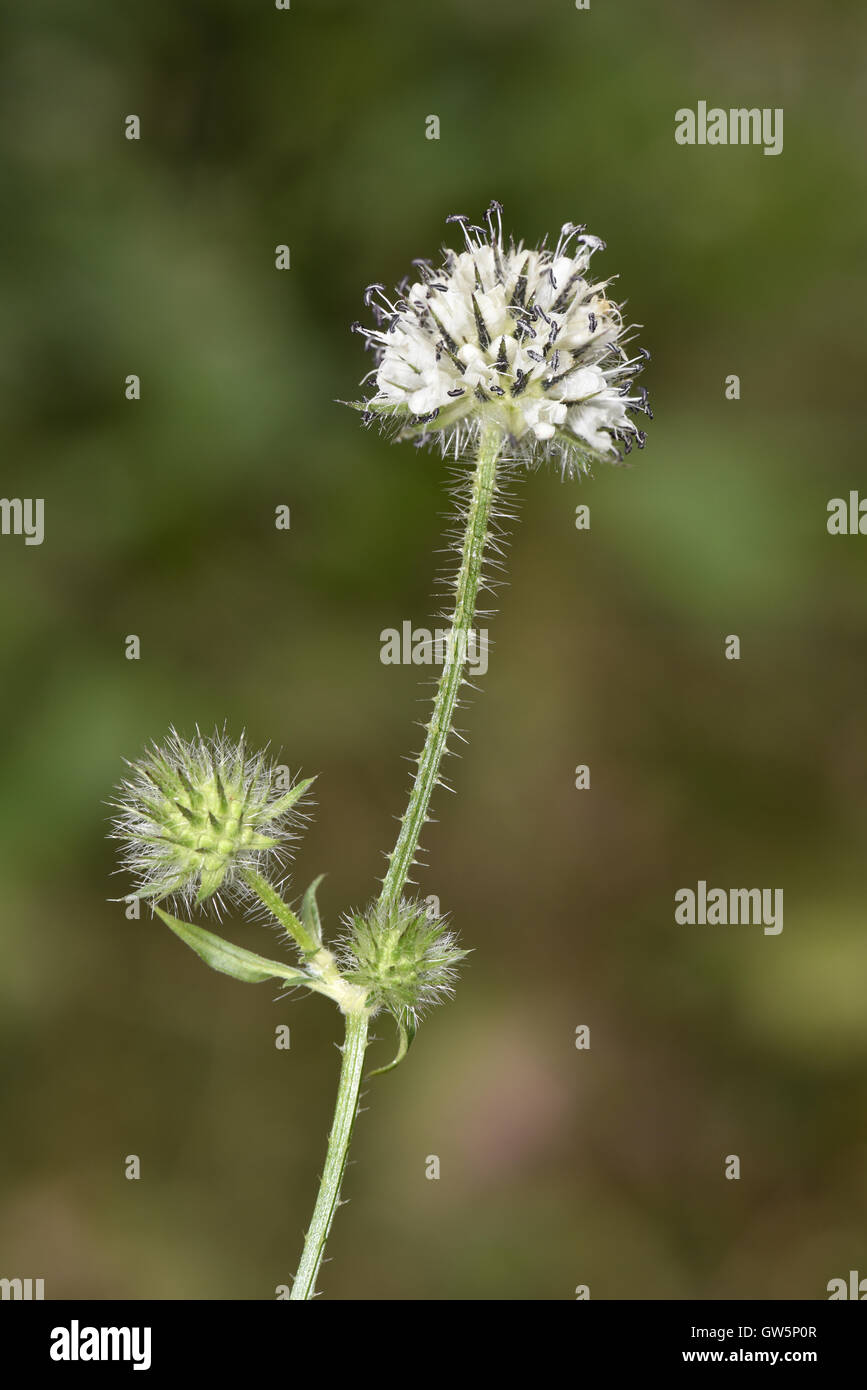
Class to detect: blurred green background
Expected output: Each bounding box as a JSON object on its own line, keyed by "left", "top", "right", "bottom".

{"left": 1, "top": 0, "right": 866, "bottom": 1300}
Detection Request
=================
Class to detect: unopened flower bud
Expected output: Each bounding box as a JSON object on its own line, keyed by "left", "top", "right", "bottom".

{"left": 340, "top": 898, "right": 468, "bottom": 1026}
{"left": 111, "top": 728, "right": 313, "bottom": 909}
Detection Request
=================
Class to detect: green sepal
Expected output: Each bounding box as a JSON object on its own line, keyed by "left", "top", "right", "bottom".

{"left": 268, "top": 775, "right": 316, "bottom": 820}
{"left": 154, "top": 907, "right": 316, "bottom": 988}
{"left": 343, "top": 399, "right": 405, "bottom": 416}
{"left": 195, "top": 862, "right": 227, "bottom": 905}
{"left": 299, "top": 874, "right": 325, "bottom": 949}
{"left": 368, "top": 1009, "right": 417, "bottom": 1078}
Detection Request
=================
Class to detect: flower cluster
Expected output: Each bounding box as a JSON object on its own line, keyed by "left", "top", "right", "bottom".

{"left": 110, "top": 728, "right": 312, "bottom": 910}
{"left": 352, "top": 201, "right": 651, "bottom": 476}
{"left": 340, "top": 898, "right": 468, "bottom": 1027}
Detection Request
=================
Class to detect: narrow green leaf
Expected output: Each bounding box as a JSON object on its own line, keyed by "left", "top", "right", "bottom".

{"left": 368, "top": 1010, "right": 417, "bottom": 1077}
{"left": 268, "top": 775, "right": 316, "bottom": 820}
{"left": 154, "top": 907, "right": 314, "bottom": 987}
{"left": 299, "top": 874, "right": 326, "bottom": 948}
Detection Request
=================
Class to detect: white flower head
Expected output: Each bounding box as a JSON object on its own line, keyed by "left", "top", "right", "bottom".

{"left": 351, "top": 202, "right": 651, "bottom": 477}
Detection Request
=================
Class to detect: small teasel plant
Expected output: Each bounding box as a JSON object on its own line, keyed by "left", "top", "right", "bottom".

{"left": 110, "top": 203, "right": 651, "bottom": 1299}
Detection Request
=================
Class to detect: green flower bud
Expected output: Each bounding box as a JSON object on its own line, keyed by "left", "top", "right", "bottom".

{"left": 340, "top": 898, "right": 468, "bottom": 1027}
{"left": 111, "top": 727, "right": 314, "bottom": 909}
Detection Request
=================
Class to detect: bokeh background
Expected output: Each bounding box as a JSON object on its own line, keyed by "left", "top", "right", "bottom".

{"left": 1, "top": 0, "right": 866, "bottom": 1300}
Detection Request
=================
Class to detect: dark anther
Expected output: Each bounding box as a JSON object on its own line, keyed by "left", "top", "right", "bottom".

{"left": 363, "top": 283, "right": 385, "bottom": 307}
{"left": 490, "top": 385, "right": 506, "bottom": 396}
{"left": 588, "top": 313, "right": 597, "bottom": 334}
{"left": 445, "top": 214, "right": 475, "bottom": 253}
{"left": 447, "top": 387, "right": 466, "bottom": 397}
{"left": 636, "top": 430, "right": 647, "bottom": 448}
{"left": 511, "top": 369, "right": 528, "bottom": 397}
{"left": 486, "top": 202, "right": 504, "bottom": 253}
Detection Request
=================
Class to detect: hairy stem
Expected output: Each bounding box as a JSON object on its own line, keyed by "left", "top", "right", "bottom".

{"left": 243, "top": 867, "right": 318, "bottom": 955}
{"left": 290, "top": 423, "right": 502, "bottom": 1300}
{"left": 378, "top": 421, "right": 503, "bottom": 914}
{"left": 243, "top": 866, "right": 366, "bottom": 1012}
{"left": 290, "top": 1008, "right": 369, "bottom": 1300}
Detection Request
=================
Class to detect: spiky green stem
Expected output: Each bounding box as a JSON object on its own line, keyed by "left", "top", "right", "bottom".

{"left": 289, "top": 423, "right": 503, "bottom": 1300}
{"left": 243, "top": 867, "right": 318, "bottom": 954}
{"left": 378, "top": 420, "right": 503, "bottom": 914}
{"left": 290, "top": 1007, "right": 369, "bottom": 1300}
